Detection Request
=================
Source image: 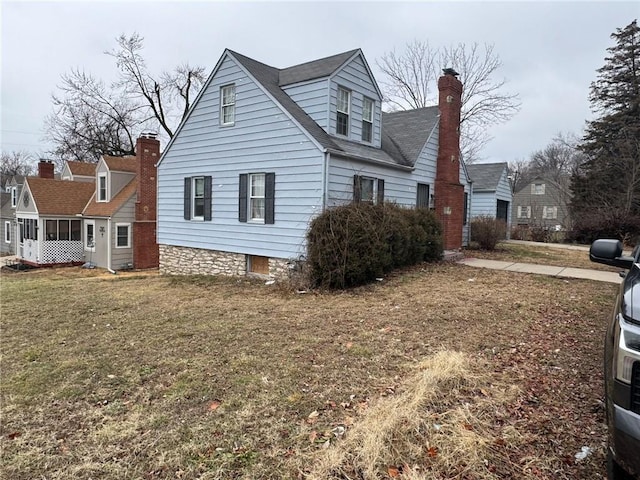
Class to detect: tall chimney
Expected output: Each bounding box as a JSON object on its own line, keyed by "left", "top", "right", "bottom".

{"left": 38, "top": 160, "right": 55, "bottom": 179}
{"left": 133, "top": 133, "right": 160, "bottom": 269}
{"left": 434, "top": 68, "right": 464, "bottom": 250}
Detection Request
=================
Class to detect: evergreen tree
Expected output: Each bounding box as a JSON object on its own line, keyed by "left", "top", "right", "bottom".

{"left": 570, "top": 20, "right": 640, "bottom": 241}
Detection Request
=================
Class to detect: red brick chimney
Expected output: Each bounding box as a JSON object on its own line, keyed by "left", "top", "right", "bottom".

{"left": 38, "top": 160, "right": 55, "bottom": 179}
{"left": 133, "top": 133, "right": 160, "bottom": 269}
{"left": 434, "top": 68, "right": 464, "bottom": 250}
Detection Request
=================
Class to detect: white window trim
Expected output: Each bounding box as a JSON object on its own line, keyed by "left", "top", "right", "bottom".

{"left": 362, "top": 97, "right": 374, "bottom": 143}
{"left": 532, "top": 183, "right": 545, "bottom": 195}
{"left": 220, "top": 84, "right": 236, "bottom": 126}
{"left": 543, "top": 206, "right": 558, "bottom": 220}
{"left": 336, "top": 87, "right": 351, "bottom": 137}
{"left": 359, "top": 176, "right": 378, "bottom": 204}
{"left": 85, "top": 220, "right": 95, "bottom": 252}
{"left": 517, "top": 206, "right": 531, "bottom": 219}
{"left": 249, "top": 173, "right": 266, "bottom": 223}
{"left": 191, "top": 177, "right": 205, "bottom": 221}
{"left": 11, "top": 187, "right": 17, "bottom": 208}
{"left": 115, "top": 223, "right": 131, "bottom": 249}
{"left": 4, "top": 221, "right": 10, "bottom": 243}
{"left": 97, "top": 173, "right": 108, "bottom": 202}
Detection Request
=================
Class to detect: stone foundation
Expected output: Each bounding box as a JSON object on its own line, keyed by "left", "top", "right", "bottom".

{"left": 159, "top": 244, "right": 292, "bottom": 280}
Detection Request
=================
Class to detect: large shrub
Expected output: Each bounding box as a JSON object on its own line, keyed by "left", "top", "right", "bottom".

{"left": 470, "top": 216, "right": 506, "bottom": 250}
{"left": 566, "top": 210, "right": 640, "bottom": 245}
{"left": 307, "top": 204, "right": 443, "bottom": 289}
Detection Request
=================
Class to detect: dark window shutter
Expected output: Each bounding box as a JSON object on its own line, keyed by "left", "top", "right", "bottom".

{"left": 377, "top": 179, "right": 385, "bottom": 204}
{"left": 183, "top": 177, "right": 191, "bottom": 220}
{"left": 204, "top": 176, "right": 212, "bottom": 221}
{"left": 265, "top": 172, "right": 275, "bottom": 224}
{"left": 417, "top": 183, "right": 429, "bottom": 208}
{"left": 239, "top": 174, "right": 248, "bottom": 222}
{"left": 463, "top": 192, "right": 469, "bottom": 225}
{"left": 353, "top": 175, "right": 361, "bottom": 203}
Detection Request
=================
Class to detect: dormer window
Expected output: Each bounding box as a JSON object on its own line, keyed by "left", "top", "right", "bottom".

{"left": 98, "top": 174, "right": 107, "bottom": 202}
{"left": 336, "top": 87, "right": 350, "bottom": 136}
{"left": 221, "top": 84, "right": 236, "bottom": 126}
{"left": 362, "top": 97, "right": 374, "bottom": 142}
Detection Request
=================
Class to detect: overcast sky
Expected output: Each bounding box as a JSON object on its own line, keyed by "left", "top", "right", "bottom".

{"left": 1, "top": 1, "right": 638, "bottom": 164}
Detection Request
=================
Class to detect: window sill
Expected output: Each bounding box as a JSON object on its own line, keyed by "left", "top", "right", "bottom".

{"left": 220, "top": 122, "right": 235, "bottom": 127}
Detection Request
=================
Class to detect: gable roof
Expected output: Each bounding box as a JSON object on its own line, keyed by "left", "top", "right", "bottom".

{"left": 382, "top": 107, "right": 439, "bottom": 166}
{"left": 466, "top": 162, "right": 508, "bottom": 192}
{"left": 0, "top": 191, "right": 10, "bottom": 210}
{"left": 278, "top": 49, "right": 359, "bottom": 86}
{"left": 83, "top": 178, "right": 137, "bottom": 217}
{"left": 103, "top": 155, "right": 137, "bottom": 173}
{"left": 66, "top": 161, "right": 97, "bottom": 177}
{"left": 26, "top": 178, "right": 95, "bottom": 215}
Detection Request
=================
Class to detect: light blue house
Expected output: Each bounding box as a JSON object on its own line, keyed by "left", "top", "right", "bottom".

{"left": 466, "top": 162, "right": 512, "bottom": 236}
{"left": 157, "top": 49, "right": 470, "bottom": 278}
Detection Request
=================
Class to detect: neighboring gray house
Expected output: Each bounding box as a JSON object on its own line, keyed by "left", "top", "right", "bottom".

{"left": 466, "top": 162, "right": 512, "bottom": 232}
{"left": 511, "top": 176, "right": 571, "bottom": 230}
{"left": 157, "top": 49, "right": 470, "bottom": 278}
{"left": 0, "top": 174, "right": 24, "bottom": 255}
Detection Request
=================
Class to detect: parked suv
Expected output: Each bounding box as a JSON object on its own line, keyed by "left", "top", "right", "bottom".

{"left": 590, "top": 239, "right": 640, "bottom": 479}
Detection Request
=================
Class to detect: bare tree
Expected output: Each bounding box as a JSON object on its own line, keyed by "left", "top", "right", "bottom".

{"left": 507, "top": 157, "right": 532, "bottom": 193}
{"left": 377, "top": 41, "right": 520, "bottom": 163}
{"left": 1, "top": 151, "right": 35, "bottom": 177}
{"left": 46, "top": 33, "right": 206, "bottom": 163}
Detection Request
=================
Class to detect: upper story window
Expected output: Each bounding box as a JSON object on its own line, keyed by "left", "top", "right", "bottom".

{"left": 11, "top": 187, "right": 17, "bottom": 208}
{"left": 362, "top": 97, "right": 374, "bottom": 142}
{"left": 98, "top": 174, "right": 107, "bottom": 202}
{"left": 532, "top": 183, "right": 545, "bottom": 195}
{"left": 220, "top": 84, "right": 236, "bottom": 126}
{"left": 336, "top": 87, "right": 350, "bottom": 136}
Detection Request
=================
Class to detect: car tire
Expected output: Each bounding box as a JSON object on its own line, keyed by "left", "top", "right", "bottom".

{"left": 607, "top": 450, "right": 633, "bottom": 480}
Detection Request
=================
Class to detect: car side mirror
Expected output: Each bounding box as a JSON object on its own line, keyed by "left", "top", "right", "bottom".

{"left": 590, "top": 239, "right": 634, "bottom": 269}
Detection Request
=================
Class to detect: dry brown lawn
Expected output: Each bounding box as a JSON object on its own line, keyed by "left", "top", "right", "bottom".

{"left": 0, "top": 262, "right": 616, "bottom": 479}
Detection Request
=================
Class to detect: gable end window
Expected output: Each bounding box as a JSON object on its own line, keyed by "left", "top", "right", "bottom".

{"left": 11, "top": 187, "right": 17, "bottom": 208}
{"left": 220, "top": 84, "right": 236, "bottom": 126}
{"left": 238, "top": 173, "right": 275, "bottom": 224}
{"left": 532, "top": 183, "right": 545, "bottom": 195}
{"left": 353, "top": 175, "right": 384, "bottom": 205}
{"left": 362, "top": 97, "right": 374, "bottom": 143}
{"left": 183, "top": 176, "right": 212, "bottom": 221}
{"left": 336, "top": 87, "right": 350, "bottom": 136}
{"left": 98, "top": 174, "right": 107, "bottom": 202}
{"left": 116, "top": 223, "right": 131, "bottom": 248}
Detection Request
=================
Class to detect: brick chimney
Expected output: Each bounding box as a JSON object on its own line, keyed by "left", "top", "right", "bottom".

{"left": 434, "top": 68, "right": 464, "bottom": 250}
{"left": 133, "top": 133, "right": 160, "bottom": 269}
{"left": 38, "top": 160, "right": 54, "bottom": 179}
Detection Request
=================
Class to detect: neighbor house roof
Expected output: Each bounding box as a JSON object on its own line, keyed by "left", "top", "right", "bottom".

{"left": 103, "top": 155, "right": 137, "bottom": 173}
{"left": 466, "top": 163, "right": 508, "bottom": 192}
{"left": 278, "top": 49, "right": 359, "bottom": 86}
{"left": 83, "top": 178, "right": 137, "bottom": 217}
{"left": 66, "top": 161, "right": 97, "bottom": 177}
{"left": 0, "top": 191, "right": 11, "bottom": 211}
{"left": 26, "top": 178, "right": 95, "bottom": 215}
{"left": 229, "top": 50, "right": 432, "bottom": 169}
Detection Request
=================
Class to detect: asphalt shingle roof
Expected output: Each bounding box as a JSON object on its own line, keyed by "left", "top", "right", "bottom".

{"left": 103, "top": 156, "right": 137, "bottom": 173}
{"left": 229, "top": 50, "right": 437, "bottom": 169}
{"left": 26, "top": 178, "right": 95, "bottom": 215}
{"left": 278, "top": 49, "right": 359, "bottom": 86}
{"left": 66, "top": 161, "right": 97, "bottom": 177}
{"left": 83, "top": 178, "right": 137, "bottom": 217}
{"left": 466, "top": 162, "right": 508, "bottom": 191}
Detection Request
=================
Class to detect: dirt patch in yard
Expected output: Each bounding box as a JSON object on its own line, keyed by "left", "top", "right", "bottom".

{"left": 0, "top": 263, "right": 615, "bottom": 479}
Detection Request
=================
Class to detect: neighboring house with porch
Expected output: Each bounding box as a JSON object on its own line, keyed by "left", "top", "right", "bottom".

{"left": 511, "top": 176, "right": 571, "bottom": 231}
{"left": 14, "top": 135, "right": 160, "bottom": 270}
{"left": 157, "top": 48, "right": 470, "bottom": 279}
{"left": 466, "top": 162, "right": 512, "bottom": 235}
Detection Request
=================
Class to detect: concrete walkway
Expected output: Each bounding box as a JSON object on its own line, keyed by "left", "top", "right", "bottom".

{"left": 458, "top": 257, "right": 623, "bottom": 284}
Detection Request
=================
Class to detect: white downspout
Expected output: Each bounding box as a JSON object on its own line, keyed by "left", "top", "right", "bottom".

{"left": 107, "top": 218, "right": 115, "bottom": 274}
{"left": 322, "top": 152, "right": 330, "bottom": 211}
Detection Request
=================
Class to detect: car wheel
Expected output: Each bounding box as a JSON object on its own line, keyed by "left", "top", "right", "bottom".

{"left": 607, "top": 450, "right": 633, "bottom": 480}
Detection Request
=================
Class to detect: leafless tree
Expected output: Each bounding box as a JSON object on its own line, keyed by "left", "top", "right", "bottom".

{"left": 377, "top": 41, "right": 521, "bottom": 163}
{"left": 45, "top": 33, "right": 206, "bottom": 163}
{"left": 1, "top": 151, "right": 35, "bottom": 177}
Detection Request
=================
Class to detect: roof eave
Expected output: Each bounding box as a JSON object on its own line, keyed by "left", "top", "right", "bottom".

{"left": 326, "top": 148, "right": 414, "bottom": 172}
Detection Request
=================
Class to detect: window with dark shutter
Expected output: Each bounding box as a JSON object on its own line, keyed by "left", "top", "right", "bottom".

{"left": 417, "top": 183, "right": 430, "bottom": 208}
{"left": 377, "top": 179, "right": 384, "bottom": 204}
{"left": 265, "top": 173, "right": 275, "bottom": 224}
{"left": 184, "top": 177, "right": 191, "bottom": 220}
{"left": 204, "top": 176, "right": 212, "bottom": 221}
{"left": 353, "top": 175, "right": 361, "bottom": 203}
{"left": 239, "top": 174, "right": 248, "bottom": 222}
{"left": 463, "top": 192, "right": 469, "bottom": 225}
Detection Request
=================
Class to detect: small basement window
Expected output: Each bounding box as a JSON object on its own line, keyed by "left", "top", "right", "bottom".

{"left": 248, "top": 255, "right": 269, "bottom": 275}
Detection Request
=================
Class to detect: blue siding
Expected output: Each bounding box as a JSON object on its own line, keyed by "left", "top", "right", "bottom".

{"left": 158, "top": 55, "right": 325, "bottom": 260}
{"left": 329, "top": 54, "right": 382, "bottom": 148}
{"left": 470, "top": 192, "right": 497, "bottom": 217}
{"left": 282, "top": 79, "right": 329, "bottom": 130}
